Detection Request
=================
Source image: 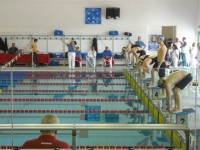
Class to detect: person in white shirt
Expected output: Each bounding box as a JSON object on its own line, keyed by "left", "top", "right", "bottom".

{"left": 171, "top": 38, "right": 181, "bottom": 60}
{"left": 189, "top": 42, "right": 197, "bottom": 68}
{"left": 86, "top": 46, "right": 97, "bottom": 67}
{"left": 196, "top": 44, "right": 200, "bottom": 65}
{"left": 180, "top": 37, "right": 188, "bottom": 67}
{"left": 173, "top": 38, "right": 181, "bottom": 53}
{"left": 170, "top": 44, "right": 179, "bottom": 68}
{"left": 195, "top": 43, "right": 200, "bottom": 78}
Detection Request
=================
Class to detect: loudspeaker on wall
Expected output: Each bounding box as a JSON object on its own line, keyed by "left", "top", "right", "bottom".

{"left": 113, "top": 8, "right": 120, "bottom": 19}
{"left": 106, "top": 7, "right": 120, "bottom": 19}
{"left": 106, "top": 8, "right": 113, "bottom": 19}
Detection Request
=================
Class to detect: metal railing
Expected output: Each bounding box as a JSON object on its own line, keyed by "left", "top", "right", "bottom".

{"left": 0, "top": 124, "right": 189, "bottom": 130}
{"left": 0, "top": 124, "right": 189, "bottom": 150}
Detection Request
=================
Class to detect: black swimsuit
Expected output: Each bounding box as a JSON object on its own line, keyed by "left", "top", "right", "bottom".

{"left": 131, "top": 43, "right": 139, "bottom": 48}
{"left": 175, "top": 73, "right": 193, "bottom": 90}
{"left": 137, "top": 50, "right": 146, "bottom": 57}
{"left": 152, "top": 58, "right": 166, "bottom": 78}
{"left": 150, "top": 57, "right": 157, "bottom": 65}
{"left": 140, "top": 55, "right": 149, "bottom": 61}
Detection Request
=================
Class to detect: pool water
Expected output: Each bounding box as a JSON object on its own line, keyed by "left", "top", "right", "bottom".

{"left": 0, "top": 71, "right": 171, "bottom": 147}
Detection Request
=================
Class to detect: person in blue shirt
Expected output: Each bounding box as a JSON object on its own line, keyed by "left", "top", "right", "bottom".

{"left": 102, "top": 46, "right": 113, "bottom": 68}
{"left": 135, "top": 36, "right": 146, "bottom": 50}
{"left": 75, "top": 46, "right": 82, "bottom": 67}
{"left": 61, "top": 40, "right": 76, "bottom": 69}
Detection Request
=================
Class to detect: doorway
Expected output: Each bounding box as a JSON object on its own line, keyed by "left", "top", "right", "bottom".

{"left": 162, "top": 26, "right": 176, "bottom": 48}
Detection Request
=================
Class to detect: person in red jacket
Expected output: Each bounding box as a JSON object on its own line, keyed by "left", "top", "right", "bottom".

{"left": 22, "top": 114, "right": 70, "bottom": 149}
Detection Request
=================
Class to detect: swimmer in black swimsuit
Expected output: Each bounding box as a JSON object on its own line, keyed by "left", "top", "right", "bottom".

{"left": 122, "top": 43, "right": 141, "bottom": 65}
{"left": 131, "top": 50, "right": 146, "bottom": 67}
{"left": 150, "top": 35, "right": 167, "bottom": 99}
{"left": 150, "top": 35, "right": 167, "bottom": 82}
{"left": 137, "top": 55, "right": 157, "bottom": 79}
{"left": 128, "top": 44, "right": 143, "bottom": 66}
{"left": 157, "top": 70, "right": 193, "bottom": 113}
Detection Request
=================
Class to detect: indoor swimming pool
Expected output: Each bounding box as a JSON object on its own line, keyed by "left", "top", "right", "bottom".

{"left": 0, "top": 70, "right": 181, "bottom": 149}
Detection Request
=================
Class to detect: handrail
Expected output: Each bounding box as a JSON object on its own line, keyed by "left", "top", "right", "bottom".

{"left": 0, "top": 124, "right": 189, "bottom": 131}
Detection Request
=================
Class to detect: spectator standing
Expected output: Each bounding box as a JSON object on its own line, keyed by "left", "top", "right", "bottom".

{"left": 171, "top": 38, "right": 182, "bottom": 61}
{"left": 180, "top": 37, "right": 187, "bottom": 67}
{"left": 32, "top": 39, "right": 40, "bottom": 67}
{"left": 189, "top": 42, "right": 197, "bottom": 68}
{"left": 196, "top": 43, "right": 200, "bottom": 66}
{"left": 195, "top": 43, "right": 200, "bottom": 78}
{"left": 61, "top": 40, "right": 76, "bottom": 70}
{"left": 170, "top": 44, "right": 179, "bottom": 68}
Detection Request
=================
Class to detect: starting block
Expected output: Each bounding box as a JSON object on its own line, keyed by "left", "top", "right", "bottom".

{"left": 140, "top": 78, "right": 151, "bottom": 90}
{"left": 147, "top": 86, "right": 160, "bottom": 100}
{"left": 159, "top": 96, "right": 174, "bottom": 112}
{"left": 130, "top": 68, "right": 140, "bottom": 79}
{"left": 174, "top": 108, "right": 195, "bottom": 126}
{"left": 190, "top": 129, "right": 200, "bottom": 149}
{"left": 159, "top": 97, "right": 168, "bottom": 112}
{"left": 131, "top": 72, "right": 140, "bottom": 81}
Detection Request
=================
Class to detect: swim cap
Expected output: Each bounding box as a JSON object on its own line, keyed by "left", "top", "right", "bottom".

{"left": 158, "top": 35, "right": 165, "bottom": 41}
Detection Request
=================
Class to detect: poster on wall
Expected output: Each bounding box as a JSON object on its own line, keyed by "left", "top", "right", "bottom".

{"left": 148, "top": 34, "right": 160, "bottom": 51}
{"left": 85, "top": 8, "right": 102, "bottom": 24}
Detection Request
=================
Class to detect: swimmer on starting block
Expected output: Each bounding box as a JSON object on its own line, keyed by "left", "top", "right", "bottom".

{"left": 137, "top": 55, "right": 157, "bottom": 80}
{"left": 157, "top": 70, "right": 193, "bottom": 113}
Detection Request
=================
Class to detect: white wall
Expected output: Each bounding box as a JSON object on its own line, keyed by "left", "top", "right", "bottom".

{"left": 0, "top": 0, "right": 198, "bottom": 54}
{"left": 197, "top": 0, "right": 200, "bottom": 31}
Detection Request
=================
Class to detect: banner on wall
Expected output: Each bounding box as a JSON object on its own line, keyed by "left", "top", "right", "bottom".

{"left": 148, "top": 34, "right": 160, "bottom": 51}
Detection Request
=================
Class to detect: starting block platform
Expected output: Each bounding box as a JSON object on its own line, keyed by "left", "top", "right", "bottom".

{"left": 159, "top": 96, "right": 175, "bottom": 112}
{"left": 131, "top": 72, "right": 140, "bottom": 80}
{"left": 141, "top": 77, "right": 151, "bottom": 82}
{"left": 147, "top": 86, "right": 161, "bottom": 100}
{"left": 173, "top": 108, "right": 195, "bottom": 125}
{"left": 140, "top": 78, "right": 151, "bottom": 89}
